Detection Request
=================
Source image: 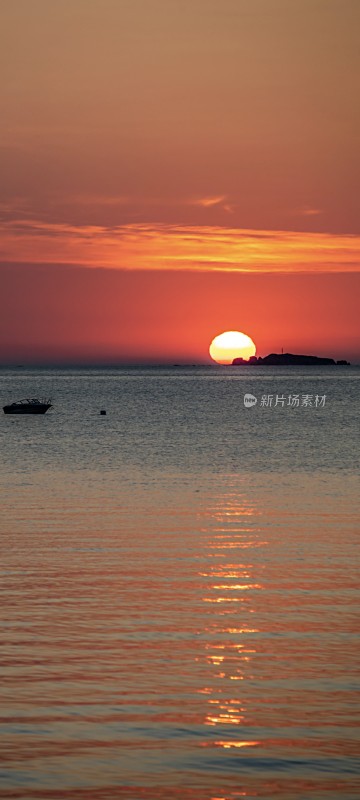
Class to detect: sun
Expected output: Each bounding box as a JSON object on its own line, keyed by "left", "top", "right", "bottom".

{"left": 209, "top": 330, "right": 256, "bottom": 365}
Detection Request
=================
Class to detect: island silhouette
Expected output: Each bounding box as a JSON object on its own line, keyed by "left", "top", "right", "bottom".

{"left": 232, "top": 352, "right": 350, "bottom": 366}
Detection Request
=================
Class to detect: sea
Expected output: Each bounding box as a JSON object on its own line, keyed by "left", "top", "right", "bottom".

{"left": 0, "top": 366, "right": 359, "bottom": 800}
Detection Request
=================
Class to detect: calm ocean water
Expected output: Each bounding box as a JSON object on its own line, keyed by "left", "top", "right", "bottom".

{"left": 0, "top": 366, "right": 359, "bottom": 800}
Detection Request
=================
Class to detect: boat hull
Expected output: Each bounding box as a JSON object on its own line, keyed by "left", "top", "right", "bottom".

{"left": 3, "top": 404, "right": 51, "bottom": 414}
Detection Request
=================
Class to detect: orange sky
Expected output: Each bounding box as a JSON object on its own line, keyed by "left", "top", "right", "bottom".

{"left": 1, "top": 1, "right": 359, "bottom": 363}
{"left": 1, "top": 265, "right": 359, "bottom": 364}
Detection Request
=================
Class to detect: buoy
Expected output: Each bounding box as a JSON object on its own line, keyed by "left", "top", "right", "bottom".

{"left": 100, "top": 409, "right": 106, "bottom": 415}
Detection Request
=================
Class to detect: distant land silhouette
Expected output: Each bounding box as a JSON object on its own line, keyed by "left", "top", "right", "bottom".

{"left": 232, "top": 352, "right": 351, "bottom": 366}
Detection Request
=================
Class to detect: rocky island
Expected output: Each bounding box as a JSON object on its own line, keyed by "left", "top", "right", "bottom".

{"left": 232, "top": 352, "right": 350, "bottom": 366}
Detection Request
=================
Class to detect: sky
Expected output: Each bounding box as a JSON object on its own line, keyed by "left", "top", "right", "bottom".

{"left": 1, "top": 0, "right": 359, "bottom": 363}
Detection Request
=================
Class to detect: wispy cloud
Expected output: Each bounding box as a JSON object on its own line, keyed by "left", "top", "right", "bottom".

{"left": 0, "top": 192, "right": 235, "bottom": 221}
{"left": 65, "top": 193, "right": 234, "bottom": 212}
{"left": 66, "top": 194, "right": 131, "bottom": 207}
{"left": 0, "top": 220, "right": 359, "bottom": 273}
{"left": 191, "top": 195, "right": 227, "bottom": 208}
{"left": 0, "top": 197, "right": 31, "bottom": 214}
{"left": 297, "top": 207, "right": 323, "bottom": 217}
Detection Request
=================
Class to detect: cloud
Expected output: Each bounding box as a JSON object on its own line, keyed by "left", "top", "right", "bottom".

{"left": 294, "top": 207, "right": 323, "bottom": 217}
{"left": 68, "top": 193, "right": 235, "bottom": 212}
{"left": 0, "top": 192, "right": 302, "bottom": 225}
{"left": 65, "top": 194, "right": 131, "bottom": 207}
{"left": 0, "top": 197, "right": 32, "bottom": 215}
{"left": 191, "top": 195, "right": 227, "bottom": 208}
{"left": 0, "top": 220, "right": 359, "bottom": 273}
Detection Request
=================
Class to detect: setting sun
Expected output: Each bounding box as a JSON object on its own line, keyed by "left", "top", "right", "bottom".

{"left": 209, "top": 330, "right": 256, "bottom": 365}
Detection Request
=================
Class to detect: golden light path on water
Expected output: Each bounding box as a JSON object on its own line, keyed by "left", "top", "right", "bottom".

{"left": 198, "top": 487, "right": 264, "bottom": 751}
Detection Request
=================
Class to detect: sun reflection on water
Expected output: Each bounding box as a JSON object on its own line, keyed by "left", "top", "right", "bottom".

{"left": 197, "top": 484, "right": 267, "bottom": 749}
